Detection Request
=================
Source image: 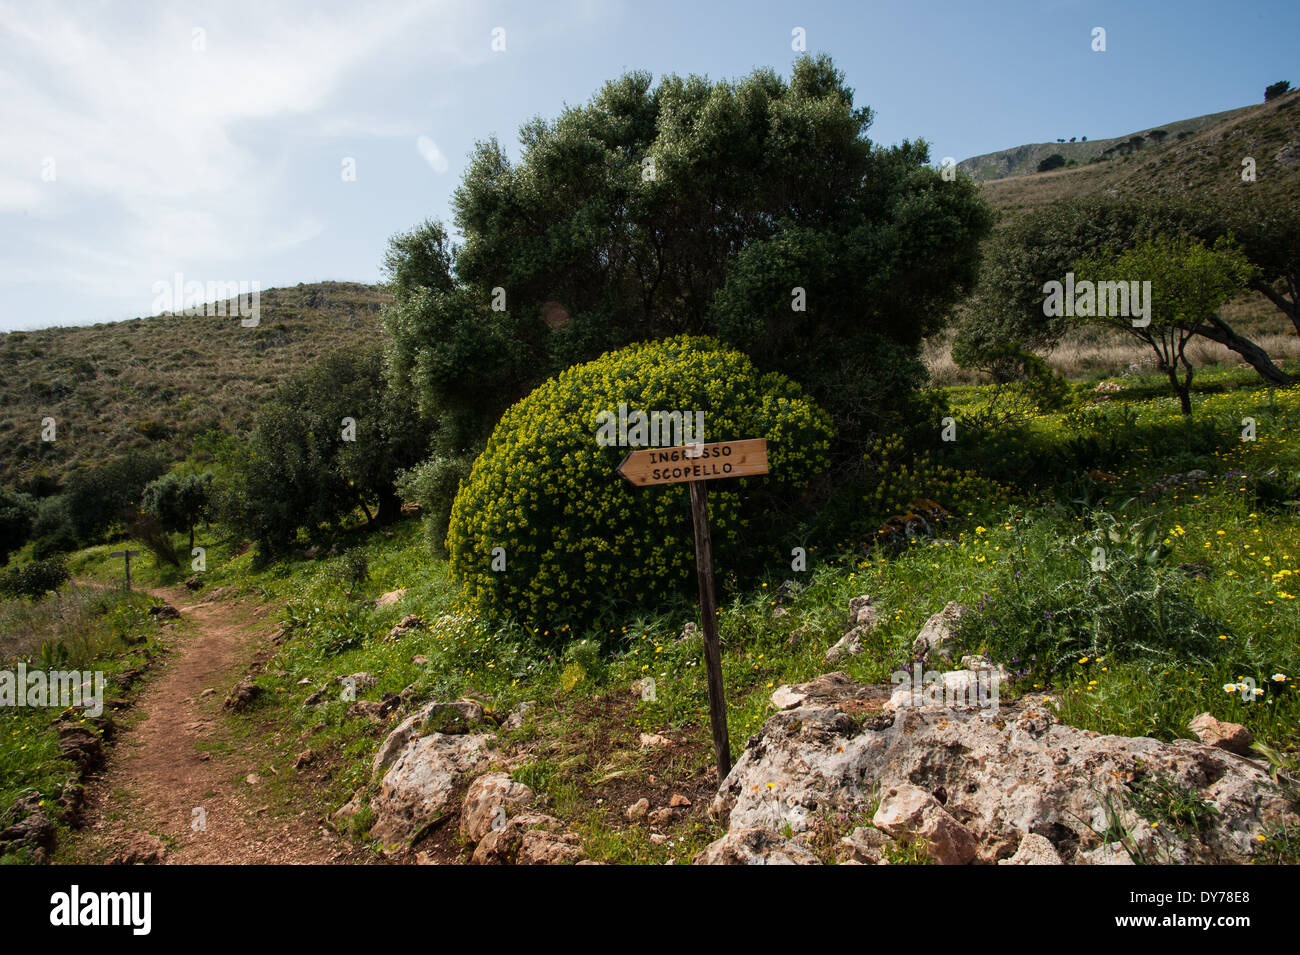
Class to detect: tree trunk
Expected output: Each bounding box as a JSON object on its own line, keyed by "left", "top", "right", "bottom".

{"left": 376, "top": 489, "right": 402, "bottom": 526}
{"left": 1166, "top": 365, "right": 1193, "bottom": 416}
{"left": 1252, "top": 279, "right": 1300, "bottom": 337}
{"left": 1196, "top": 316, "right": 1294, "bottom": 386}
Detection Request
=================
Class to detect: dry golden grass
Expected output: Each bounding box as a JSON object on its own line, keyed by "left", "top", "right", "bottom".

{"left": 928, "top": 309, "right": 1300, "bottom": 387}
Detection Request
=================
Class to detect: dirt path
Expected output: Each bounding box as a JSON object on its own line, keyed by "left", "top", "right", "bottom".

{"left": 76, "top": 585, "right": 363, "bottom": 864}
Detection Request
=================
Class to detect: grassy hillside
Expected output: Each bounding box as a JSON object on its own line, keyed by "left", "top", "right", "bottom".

{"left": 974, "top": 90, "right": 1300, "bottom": 220}
{"left": 0, "top": 282, "right": 387, "bottom": 493}
{"left": 958, "top": 103, "right": 1255, "bottom": 182}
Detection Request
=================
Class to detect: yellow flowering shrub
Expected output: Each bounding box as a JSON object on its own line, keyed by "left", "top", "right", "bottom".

{"left": 862, "top": 434, "right": 1013, "bottom": 527}
{"left": 447, "top": 336, "right": 833, "bottom": 634}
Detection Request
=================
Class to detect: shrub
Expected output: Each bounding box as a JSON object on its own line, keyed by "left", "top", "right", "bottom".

{"left": 860, "top": 434, "right": 1012, "bottom": 530}
{"left": 224, "top": 346, "right": 429, "bottom": 556}
{"left": 0, "top": 557, "right": 70, "bottom": 600}
{"left": 62, "top": 451, "right": 168, "bottom": 542}
{"left": 385, "top": 56, "right": 992, "bottom": 457}
{"left": 142, "top": 472, "right": 212, "bottom": 551}
{"left": 952, "top": 511, "right": 1229, "bottom": 675}
{"left": 447, "top": 336, "right": 834, "bottom": 634}
{"left": 0, "top": 487, "right": 36, "bottom": 565}
{"left": 396, "top": 451, "right": 476, "bottom": 553}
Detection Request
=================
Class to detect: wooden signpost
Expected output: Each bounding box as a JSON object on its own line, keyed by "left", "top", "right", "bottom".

{"left": 109, "top": 549, "right": 140, "bottom": 590}
{"left": 617, "top": 438, "right": 770, "bottom": 779}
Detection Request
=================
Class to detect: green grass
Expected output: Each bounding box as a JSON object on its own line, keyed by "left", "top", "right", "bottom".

{"left": 5, "top": 361, "right": 1298, "bottom": 864}
{"left": 0, "top": 586, "right": 166, "bottom": 861}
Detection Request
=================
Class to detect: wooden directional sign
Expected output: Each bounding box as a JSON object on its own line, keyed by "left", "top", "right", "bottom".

{"left": 617, "top": 438, "right": 770, "bottom": 780}
{"left": 616, "top": 438, "right": 769, "bottom": 487}
{"left": 110, "top": 549, "right": 140, "bottom": 590}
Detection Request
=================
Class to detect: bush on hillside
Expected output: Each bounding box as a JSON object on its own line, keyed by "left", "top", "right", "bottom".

{"left": 0, "top": 487, "right": 36, "bottom": 565}
{"left": 952, "top": 512, "right": 1229, "bottom": 675}
{"left": 447, "top": 336, "right": 834, "bottom": 634}
{"left": 0, "top": 557, "right": 70, "bottom": 600}
{"left": 223, "top": 346, "right": 430, "bottom": 558}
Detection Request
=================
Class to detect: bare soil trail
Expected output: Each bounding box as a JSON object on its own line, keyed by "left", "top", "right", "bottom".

{"left": 75, "top": 584, "right": 369, "bottom": 864}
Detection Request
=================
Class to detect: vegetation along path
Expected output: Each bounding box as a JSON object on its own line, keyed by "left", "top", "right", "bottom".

{"left": 73, "top": 585, "right": 367, "bottom": 865}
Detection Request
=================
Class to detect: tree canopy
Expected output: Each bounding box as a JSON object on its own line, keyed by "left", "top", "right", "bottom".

{"left": 384, "top": 54, "right": 992, "bottom": 455}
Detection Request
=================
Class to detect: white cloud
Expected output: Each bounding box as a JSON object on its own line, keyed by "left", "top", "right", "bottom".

{"left": 416, "top": 135, "right": 451, "bottom": 174}
{"left": 0, "top": 0, "right": 469, "bottom": 320}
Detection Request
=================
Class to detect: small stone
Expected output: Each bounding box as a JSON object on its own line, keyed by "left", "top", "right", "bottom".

{"left": 648, "top": 808, "right": 676, "bottom": 827}
{"left": 460, "top": 772, "right": 536, "bottom": 844}
{"left": 911, "top": 601, "right": 966, "bottom": 663}
{"left": 225, "top": 679, "right": 262, "bottom": 711}
{"left": 1188, "top": 712, "right": 1254, "bottom": 755}
{"left": 625, "top": 798, "right": 650, "bottom": 821}
{"left": 824, "top": 626, "right": 865, "bottom": 664}
{"left": 504, "top": 700, "right": 536, "bottom": 731}
{"left": 346, "top": 700, "right": 385, "bottom": 720}
{"left": 669, "top": 793, "right": 691, "bottom": 808}
{"left": 847, "top": 595, "right": 879, "bottom": 628}
{"left": 639, "top": 733, "right": 670, "bottom": 749}
{"left": 998, "top": 832, "right": 1064, "bottom": 866}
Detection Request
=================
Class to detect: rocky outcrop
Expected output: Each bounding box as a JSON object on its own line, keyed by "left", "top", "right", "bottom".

{"left": 0, "top": 794, "right": 56, "bottom": 863}
{"left": 459, "top": 772, "right": 535, "bottom": 844}
{"left": 693, "top": 828, "right": 822, "bottom": 865}
{"left": 471, "top": 813, "right": 584, "bottom": 865}
{"left": 824, "top": 627, "right": 865, "bottom": 664}
{"left": 847, "top": 595, "right": 880, "bottom": 628}
{"left": 910, "top": 601, "right": 966, "bottom": 663}
{"left": 1188, "top": 712, "right": 1254, "bottom": 755}
{"left": 369, "top": 731, "right": 496, "bottom": 848}
{"left": 371, "top": 699, "right": 486, "bottom": 780}
{"left": 707, "top": 675, "right": 1297, "bottom": 865}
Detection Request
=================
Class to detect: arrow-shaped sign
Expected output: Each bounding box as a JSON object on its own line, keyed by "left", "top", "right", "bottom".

{"left": 616, "top": 437, "right": 770, "bottom": 487}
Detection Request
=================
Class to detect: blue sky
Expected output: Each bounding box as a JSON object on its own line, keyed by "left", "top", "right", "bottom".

{"left": 1, "top": 0, "right": 1295, "bottom": 331}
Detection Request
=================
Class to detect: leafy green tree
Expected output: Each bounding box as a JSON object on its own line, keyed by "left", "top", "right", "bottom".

{"left": 225, "top": 347, "right": 429, "bottom": 556}
{"left": 142, "top": 472, "right": 213, "bottom": 552}
{"left": 1210, "top": 193, "right": 1300, "bottom": 340}
{"left": 954, "top": 197, "right": 1293, "bottom": 386}
{"left": 384, "top": 55, "right": 992, "bottom": 457}
{"left": 1037, "top": 154, "right": 1066, "bottom": 172}
{"left": 1265, "top": 81, "right": 1291, "bottom": 102}
{"left": 0, "top": 487, "right": 37, "bottom": 565}
{"left": 61, "top": 451, "right": 168, "bottom": 543}
{"left": 1073, "top": 236, "right": 1258, "bottom": 415}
